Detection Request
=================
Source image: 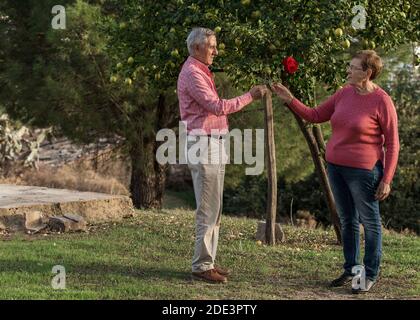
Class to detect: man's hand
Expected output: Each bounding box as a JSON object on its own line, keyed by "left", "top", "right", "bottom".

{"left": 250, "top": 85, "right": 268, "bottom": 100}
{"left": 375, "top": 181, "right": 391, "bottom": 201}
{"left": 271, "top": 83, "right": 294, "bottom": 105}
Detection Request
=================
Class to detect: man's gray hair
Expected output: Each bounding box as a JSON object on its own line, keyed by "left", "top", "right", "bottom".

{"left": 186, "top": 27, "right": 215, "bottom": 55}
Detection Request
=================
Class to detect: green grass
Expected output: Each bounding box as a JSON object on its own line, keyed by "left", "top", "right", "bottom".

{"left": 0, "top": 194, "right": 418, "bottom": 300}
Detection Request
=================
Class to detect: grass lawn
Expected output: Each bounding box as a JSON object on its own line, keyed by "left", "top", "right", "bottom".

{"left": 0, "top": 193, "right": 418, "bottom": 300}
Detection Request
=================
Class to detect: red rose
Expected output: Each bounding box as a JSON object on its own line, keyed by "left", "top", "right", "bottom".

{"left": 282, "top": 56, "right": 299, "bottom": 74}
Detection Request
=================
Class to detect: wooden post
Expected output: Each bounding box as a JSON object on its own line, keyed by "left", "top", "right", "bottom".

{"left": 263, "top": 90, "right": 281, "bottom": 245}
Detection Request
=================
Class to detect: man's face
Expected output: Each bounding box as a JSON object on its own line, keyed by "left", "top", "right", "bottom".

{"left": 195, "top": 35, "right": 218, "bottom": 66}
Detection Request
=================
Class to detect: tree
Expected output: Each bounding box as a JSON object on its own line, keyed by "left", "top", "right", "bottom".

{"left": 0, "top": 0, "right": 417, "bottom": 227}
{"left": 381, "top": 57, "right": 420, "bottom": 233}
{"left": 0, "top": 0, "right": 179, "bottom": 208}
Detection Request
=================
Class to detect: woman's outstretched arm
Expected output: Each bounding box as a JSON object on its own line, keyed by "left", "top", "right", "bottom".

{"left": 271, "top": 83, "right": 338, "bottom": 123}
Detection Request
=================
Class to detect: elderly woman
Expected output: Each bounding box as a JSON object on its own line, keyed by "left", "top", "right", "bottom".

{"left": 272, "top": 50, "right": 399, "bottom": 293}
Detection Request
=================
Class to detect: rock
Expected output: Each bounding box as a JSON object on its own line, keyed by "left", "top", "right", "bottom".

{"left": 256, "top": 220, "right": 285, "bottom": 243}
{"left": 296, "top": 210, "right": 312, "bottom": 219}
{"left": 63, "top": 213, "right": 84, "bottom": 223}
{"left": 0, "top": 185, "right": 135, "bottom": 225}
{"left": 0, "top": 214, "right": 25, "bottom": 231}
{"left": 48, "top": 214, "right": 87, "bottom": 232}
{"left": 296, "top": 210, "right": 318, "bottom": 229}
{"left": 24, "top": 211, "right": 48, "bottom": 233}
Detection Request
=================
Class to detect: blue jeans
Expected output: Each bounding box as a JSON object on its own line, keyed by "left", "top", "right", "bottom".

{"left": 327, "top": 161, "right": 384, "bottom": 281}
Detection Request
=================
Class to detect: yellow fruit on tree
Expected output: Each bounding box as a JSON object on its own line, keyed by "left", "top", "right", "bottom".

{"left": 334, "top": 28, "right": 343, "bottom": 37}
{"left": 362, "top": 39, "right": 369, "bottom": 48}
{"left": 251, "top": 10, "right": 261, "bottom": 19}
{"left": 170, "top": 49, "right": 179, "bottom": 58}
{"left": 263, "top": 66, "right": 272, "bottom": 74}
{"left": 341, "top": 39, "right": 351, "bottom": 49}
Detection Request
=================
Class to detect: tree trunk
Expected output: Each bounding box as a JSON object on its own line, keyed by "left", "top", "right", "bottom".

{"left": 129, "top": 140, "right": 168, "bottom": 209}
{"left": 129, "top": 94, "right": 171, "bottom": 209}
{"left": 263, "top": 91, "right": 283, "bottom": 245}
{"left": 287, "top": 111, "right": 342, "bottom": 244}
{"left": 312, "top": 125, "right": 326, "bottom": 158}
{"left": 312, "top": 124, "right": 342, "bottom": 242}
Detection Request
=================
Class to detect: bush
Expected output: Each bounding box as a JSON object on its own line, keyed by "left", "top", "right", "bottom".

{"left": 224, "top": 170, "right": 419, "bottom": 234}
{"left": 223, "top": 173, "right": 329, "bottom": 226}
{"left": 380, "top": 66, "right": 420, "bottom": 234}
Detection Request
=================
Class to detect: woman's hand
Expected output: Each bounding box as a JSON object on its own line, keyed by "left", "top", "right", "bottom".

{"left": 271, "top": 83, "right": 294, "bottom": 105}
{"left": 375, "top": 181, "right": 391, "bottom": 201}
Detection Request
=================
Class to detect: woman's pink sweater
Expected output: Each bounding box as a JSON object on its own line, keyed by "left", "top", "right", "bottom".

{"left": 289, "top": 85, "right": 399, "bottom": 184}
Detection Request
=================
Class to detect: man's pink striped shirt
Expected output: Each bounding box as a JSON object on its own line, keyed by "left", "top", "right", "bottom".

{"left": 177, "top": 56, "right": 253, "bottom": 135}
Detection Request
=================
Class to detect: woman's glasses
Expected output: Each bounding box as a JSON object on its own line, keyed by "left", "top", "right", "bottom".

{"left": 346, "top": 63, "right": 365, "bottom": 71}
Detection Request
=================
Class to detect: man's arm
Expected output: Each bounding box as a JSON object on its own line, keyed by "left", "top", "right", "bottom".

{"left": 186, "top": 71, "right": 254, "bottom": 116}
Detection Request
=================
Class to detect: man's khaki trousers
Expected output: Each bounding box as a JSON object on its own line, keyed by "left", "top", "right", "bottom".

{"left": 187, "top": 136, "right": 227, "bottom": 273}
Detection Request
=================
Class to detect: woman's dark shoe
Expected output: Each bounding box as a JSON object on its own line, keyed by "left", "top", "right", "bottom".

{"left": 329, "top": 273, "right": 353, "bottom": 287}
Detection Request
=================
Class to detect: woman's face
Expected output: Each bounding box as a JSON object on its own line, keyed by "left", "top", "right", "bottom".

{"left": 346, "top": 58, "right": 370, "bottom": 85}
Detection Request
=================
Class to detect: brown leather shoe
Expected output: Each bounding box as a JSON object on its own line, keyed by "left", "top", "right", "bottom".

{"left": 214, "top": 265, "right": 231, "bottom": 276}
{"left": 191, "top": 269, "right": 227, "bottom": 283}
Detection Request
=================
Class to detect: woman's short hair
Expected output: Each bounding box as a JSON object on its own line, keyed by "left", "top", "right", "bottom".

{"left": 186, "top": 27, "right": 215, "bottom": 55}
{"left": 352, "top": 50, "right": 384, "bottom": 80}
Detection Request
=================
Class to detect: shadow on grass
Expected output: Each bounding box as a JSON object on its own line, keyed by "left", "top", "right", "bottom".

{"left": 1, "top": 259, "right": 401, "bottom": 299}
{"left": 0, "top": 259, "right": 191, "bottom": 282}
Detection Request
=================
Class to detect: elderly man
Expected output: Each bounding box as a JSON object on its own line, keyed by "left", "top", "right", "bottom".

{"left": 177, "top": 27, "right": 266, "bottom": 283}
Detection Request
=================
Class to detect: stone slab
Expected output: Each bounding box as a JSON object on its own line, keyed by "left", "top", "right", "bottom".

{"left": 0, "top": 184, "right": 135, "bottom": 231}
